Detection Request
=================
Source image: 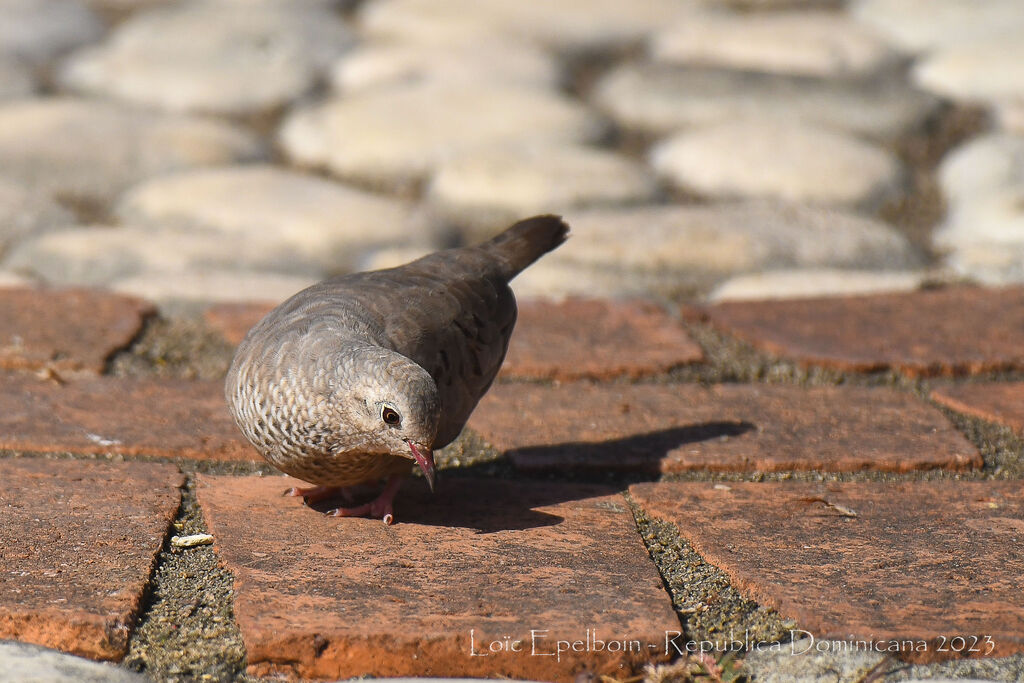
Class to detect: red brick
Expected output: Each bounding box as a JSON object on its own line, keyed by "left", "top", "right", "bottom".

{"left": 203, "top": 302, "right": 273, "bottom": 346}
{"left": 696, "top": 286, "right": 1024, "bottom": 376}
{"left": 469, "top": 383, "right": 980, "bottom": 473}
{"left": 197, "top": 474, "right": 678, "bottom": 681}
{"left": 0, "top": 372, "right": 257, "bottom": 462}
{"left": 0, "top": 287, "right": 154, "bottom": 375}
{"left": 0, "top": 458, "right": 183, "bottom": 660}
{"left": 931, "top": 382, "right": 1024, "bottom": 435}
{"left": 502, "top": 298, "right": 703, "bottom": 380}
{"left": 630, "top": 480, "right": 1024, "bottom": 662}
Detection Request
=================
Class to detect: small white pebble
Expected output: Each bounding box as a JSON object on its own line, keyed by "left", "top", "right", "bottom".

{"left": 171, "top": 533, "right": 214, "bottom": 548}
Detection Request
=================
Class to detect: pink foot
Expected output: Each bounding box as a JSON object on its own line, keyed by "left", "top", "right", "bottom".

{"left": 283, "top": 485, "right": 353, "bottom": 504}
{"left": 327, "top": 476, "right": 404, "bottom": 525}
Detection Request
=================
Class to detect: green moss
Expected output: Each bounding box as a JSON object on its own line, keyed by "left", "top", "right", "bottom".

{"left": 627, "top": 495, "right": 793, "bottom": 653}
{"left": 107, "top": 315, "right": 236, "bottom": 381}
{"left": 121, "top": 477, "right": 256, "bottom": 683}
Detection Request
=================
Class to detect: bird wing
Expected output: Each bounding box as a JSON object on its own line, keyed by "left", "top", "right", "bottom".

{"left": 323, "top": 247, "right": 517, "bottom": 448}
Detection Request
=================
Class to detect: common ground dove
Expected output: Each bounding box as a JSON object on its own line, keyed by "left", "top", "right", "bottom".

{"left": 225, "top": 215, "right": 569, "bottom": 523}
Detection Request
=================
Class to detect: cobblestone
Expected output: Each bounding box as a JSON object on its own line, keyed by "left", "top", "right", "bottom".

{"left": 427, "top": 144, "right": 657, "bottom": 237}
{"left": 280, "top": 82, "right": 605, "bottom": 188}
{"left": 650, "top": 120, "right": 904, "bottom": 208}
{"left": 330, "top": 38, "right": 560, "bottom": 93}
{"left": 851, "top": 0, "right": 1024, "bottom": 53}
{"left": 116, "top": 165, "right": 420, "bottom": 276}
{"left": 933, "top": 133, "right": 1024, "bottom": 285}
{"left": 0, "top": 178, "right": 75, "bottom": 257}
{"left": 0, "top": 0, "right": 104, "bottom": 65}
{"left": 359, "top": 0, "right": 696, "bottom": 51}
{"left": 58, "top": 2, "right": 354, "bottom": 115}
{"left": 0, "top": 98, "right": 264, "bottom": 208}
{"left": 536, "top": 202, "right": 919, "bottom": 298}
{"left": 651, "top": 10, "right": 898, "bottom": 78}
{"left": 0, "top": 641, "right": 147, "bottom": 683}
{"left": 5, "top": 224, "right": 319, "bottom": 288}
{"left": 0, "top": 57, "right": 35, "bottom": 99}
{"left": 709, "top": 268, "right": 926, "bottom": 302}
{"left": 592, "top": 63, "right": 939, "bottom": 141}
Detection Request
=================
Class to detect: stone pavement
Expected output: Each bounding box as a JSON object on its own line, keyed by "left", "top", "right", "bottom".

{"left": 1, "top": 0, "right": 1024, "bottom": 681}
{"left": 3, "top": 286, "right": 1024, "bottom": 682}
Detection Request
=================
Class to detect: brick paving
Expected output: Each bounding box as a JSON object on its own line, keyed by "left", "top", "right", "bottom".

{"left": 2, "top": 281, "right": 1023, "bottom": 680}
{"left": 0, "top": 459, "right": 183, "bottom": 661}
{"left": 197, "top": 474, "right": 678, "bottom": 681}
{"left": 469, "top": 382, "right": 981, "bottom": 473}
{"left": 0, "top": 372, "right": 256, "bottom": 462}
{"left": 0, "top": 287, "right": 153, "bottom": 375}
{"left": 630, "top": 481, "right": 1024, "bottom": 663}
{"left": 696, "top": 286, "right": 1024, "bottom": 377}
{"left": 932, "top": 382, "right": 1024, "bottom": 436}
{"left": 501, "top": 298, "right": 703, "bottom": 380}
{"left": 204, "top": 302, "right": 274, "bottom": 347}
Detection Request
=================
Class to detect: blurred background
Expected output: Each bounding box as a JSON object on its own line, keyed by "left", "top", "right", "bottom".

{"left": 0, "top": 0, "right": 1021, "bottom": 311}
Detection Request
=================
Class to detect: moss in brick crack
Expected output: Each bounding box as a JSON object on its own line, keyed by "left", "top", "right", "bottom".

{"left": 880, "top": 104, "right": 990, "bottom": 256}
{"left": 665, "top": 319, "right": 918, "bottom": 390}
{"left": 627, "top": 495, "right": 794, "bottom": 653}
{"left": 662, "top": 318, "right": 1024, "bottom": 481}
{"left": 107, "top": 315, "right": 236, "bottom": 380}
{"left": 122, "top": 477, "right": 255, "bottom": 683}
{"left": 931, "top": 403, "right": 1024, "bottom": 479}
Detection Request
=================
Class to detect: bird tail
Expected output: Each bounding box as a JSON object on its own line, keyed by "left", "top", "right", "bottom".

{"left": 482, "top": 214, "right": 570, "bottom": 280}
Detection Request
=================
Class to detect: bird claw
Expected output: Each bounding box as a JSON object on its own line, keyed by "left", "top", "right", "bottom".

{"left": 283, "top": 485, "right": 354, "bottom": 504}
{"left": 326, "top": 501, "right": 395, "bottom": 525}
{"left": 324, "top": 475, "right": 403, "bottom": 524}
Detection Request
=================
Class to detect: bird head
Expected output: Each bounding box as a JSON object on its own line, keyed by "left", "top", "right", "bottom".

{"left": 334, "top": 345, "right": 440, "bottom": 490}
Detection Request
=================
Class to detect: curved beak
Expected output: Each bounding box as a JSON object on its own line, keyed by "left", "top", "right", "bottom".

{"left": 407, "top": 440, "right": 436, "bottom": 492}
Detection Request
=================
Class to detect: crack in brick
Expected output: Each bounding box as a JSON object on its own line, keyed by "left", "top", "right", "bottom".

{"left": 122, "top": 476, "right": 251, "bottom": 683}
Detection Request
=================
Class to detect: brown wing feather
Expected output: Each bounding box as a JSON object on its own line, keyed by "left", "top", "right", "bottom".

{"left": 238, "top": 216, "right": 567, "bottom": 450}
{"left": 313, "top": 246, "right": 517, "bottom": 447}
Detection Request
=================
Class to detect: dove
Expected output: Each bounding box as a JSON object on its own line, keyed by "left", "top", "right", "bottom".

{"left": 225, "top": 215, "right": 569, "bottom": 524}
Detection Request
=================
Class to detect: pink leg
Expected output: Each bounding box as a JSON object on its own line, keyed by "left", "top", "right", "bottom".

{"left": 283, "top": 485, "right": 354, "bottom": 504}
{"left": 327, "top": 476, "right": 405, "bottom": 525}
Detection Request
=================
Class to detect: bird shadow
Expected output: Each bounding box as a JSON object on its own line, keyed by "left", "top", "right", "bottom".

{"left": 306, "top": 421, "right": 755, "bottom": 533}
{"left": 507, "top": 420, "right": 755, "bottom": 473}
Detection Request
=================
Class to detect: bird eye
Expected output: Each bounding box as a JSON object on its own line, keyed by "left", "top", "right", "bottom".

{"left": 381, "top": 406, "right": 401, "bottom": 426}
